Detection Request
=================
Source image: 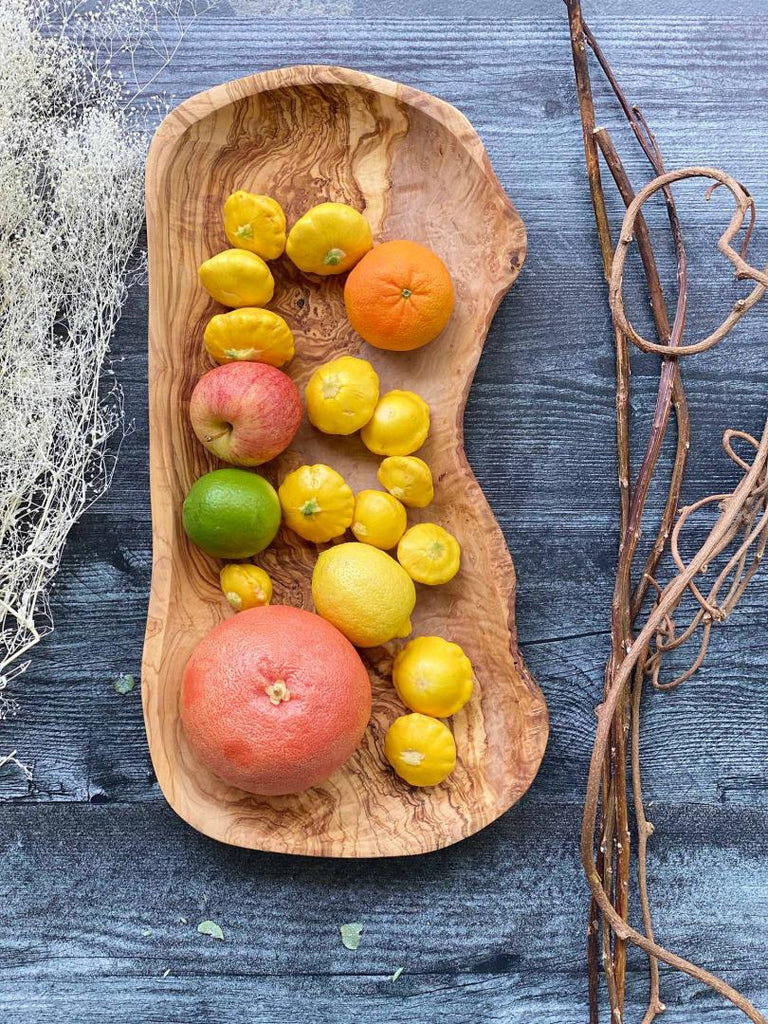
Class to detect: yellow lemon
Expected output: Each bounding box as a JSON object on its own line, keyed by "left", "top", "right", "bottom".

{"left": 286, "top": 202, "right": 373, "bottom": 276}
{"left": 393, "top": 636, "right": 473, "bottom": 717}
{"left": 219, "top": 564, "right": 273, "bottom": 611}
{"left": 278, "top": 464, "right": 354, "bottom": 544}
{"left": 199, "top": 249, "right": 274, "bottom": 308}
{"left": 203, "top": 307, "right": 294, "bottom": 366}
{"left": 351, "top": 489, "right": 407, "bottom": 550}
{"left": 312, "top": 542, "right": 415, "bottom": 647}
{"left": 384, "top": 713, "right": 456, "bottom": 786}
{"left": 305, "top": 355, "right": 379, "bottom": 435}
{"left": 377, "top": 455, "right": 434, "bottom": 508}
{"left": 360, "top": 390, "right": 430, "bottom": 456}
{"left": 397, "top": 523, "right": 460, "bottom": 585}
{"left": 223, "top": 191, "right": 286, "bottom": 260}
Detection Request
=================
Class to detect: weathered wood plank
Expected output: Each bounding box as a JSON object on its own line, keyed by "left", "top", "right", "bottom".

{"left": 2, "top": 8, "right": 767, "bottom": 1022}
{"left": 0, "top": 802, "right": 765, "bottom": 1022}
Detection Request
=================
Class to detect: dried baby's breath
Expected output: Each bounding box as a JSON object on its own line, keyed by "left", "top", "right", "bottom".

{"left": 0, "top": 0, "right": 215, "bottom": 744}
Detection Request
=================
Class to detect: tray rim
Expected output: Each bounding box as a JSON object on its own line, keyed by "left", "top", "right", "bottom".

{"left": 142, "top": 64, "right": 548, "bottom": 857}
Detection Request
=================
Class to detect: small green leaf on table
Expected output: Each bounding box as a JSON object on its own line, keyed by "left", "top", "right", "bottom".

{"left": 340, "top": 922, "right": 363, "bottom": 950}
{"left": 197, "top": 920, "right": 224, "bottom": 940}
{"left": 113, "top": 673, "right": 136, "bottom": 695}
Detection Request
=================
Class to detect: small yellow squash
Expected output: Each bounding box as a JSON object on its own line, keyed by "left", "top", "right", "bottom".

{"left": 286, "top": 202, "right": 372, "bottom": 276}
{"left": 204, "top": 308, "right": 294, "bottom": 366}
{"left": 360, "top": 390, "right": 430, "bottom": 457}
{"left": 377, "top": 455, "right": 434, "bottom": 508}
{"left": 351, "top": 489, "right": 407, "bottom": 550}
{"left": 397, "top": 523, "right": 461, "bottom": 585}
{"left": 278, "top": 464, "right": 354, "bottom": 543}
{"left": 305, "top": 355, "right": 379, "bottom": 435}
{"left": 199, "top": 249, "right": 274, "bottom": 308}
{"left": 393, "top": 636, "right": 473, "bottom": 717}
{"left": 223, "top": 191, "right": 286, "bottom": 260}
{"left": 384, "top": 713, "right": 457, "bottom": 787}
{"left": 219, "top": 564, "right": 273, "bottom": 611}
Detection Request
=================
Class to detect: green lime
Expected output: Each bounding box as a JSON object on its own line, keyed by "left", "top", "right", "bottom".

{"left": 182, "top": 468, "right": 281, "bottom": 559}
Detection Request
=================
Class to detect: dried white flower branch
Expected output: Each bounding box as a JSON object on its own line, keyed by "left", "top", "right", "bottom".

{"left": 0, "top": 0, "right": 216, "bottom": 736}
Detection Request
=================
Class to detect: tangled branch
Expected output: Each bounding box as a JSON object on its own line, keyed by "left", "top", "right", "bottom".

{"left": 566, "top": 2, "right": 768, "bottom": 1021}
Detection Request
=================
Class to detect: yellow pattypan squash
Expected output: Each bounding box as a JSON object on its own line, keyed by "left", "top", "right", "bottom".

{"left": 223, "top": 191, "right": 286, "bottom": 260}
{"left": 377, "top": 455, "right": 434, "bottom": 508}
{"left": 397, "top": 523, "right": 461, "bottom": 585}
{"left": 278, "top": 464, "right": 354, "bottom": 543}
{"left": 199, "top": 249, "right": 274, "bottom": 308}
{"left": 384, "top": 713, "right": 456, "bottom": 787}
{"left": 393, "top": 636, "right": 473, "bottom": 717}
{"left": 305, "top": 355, "right": 379, "bottom": 435}
{"left": 286, "top": 202, "right": 372, "bottom": 276}
{"left": 204, "top": 308, "right": 294, "bottom": 366}
{"left": 360, "top": 390, "right": 430, "bottom": 456}
{"left": 351, "top": 489, "right": 407, "bottom": 550}
{"left": 219, "top": 564, "right": 273, "bottom": 611}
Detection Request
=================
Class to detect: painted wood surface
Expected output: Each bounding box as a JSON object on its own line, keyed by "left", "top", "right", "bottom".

{"left": 1, "top": 5, "right": 766, "bottom": 1022}
{"left": 143, "top": 64, "right": 545, "bottom": 856}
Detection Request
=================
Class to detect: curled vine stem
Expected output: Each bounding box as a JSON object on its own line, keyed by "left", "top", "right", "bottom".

{"left": 582, "top": 420, "right": 768, "bottom": 1024}
{"left": 610, "top": 167, "right": 768, "bottom": 358}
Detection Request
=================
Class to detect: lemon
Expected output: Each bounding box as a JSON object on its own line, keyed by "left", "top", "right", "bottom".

{"left": 182, "top": 468, "right": 281, "bottom": 558}
{"left": 351, "top": 489, "right": 407, "bottom": 550}
{"left": 278, "top": 464, "right": 354, "bottom": 543}
{"left": 305, "top": 355, "right": 379, "bottom": 435}
{"left": 360, "top": 390, "right": 430, "bottom": 456}
{"left": 377, "top": 455, "right": 434, "bottom": 508}
{"left": 384, "top": 713, "right": 456, "bottom": 786}
{"left": 397, "top": 523, "right": 460, "bottom": 585}
{"left": 219, "top": 564, "right": 273, "bottom": 611}
{"left": 393, "top": 636, "right": 473, "bottom": 717}
{"left": 312, "top": 542, "right": 415, "bottom": 647}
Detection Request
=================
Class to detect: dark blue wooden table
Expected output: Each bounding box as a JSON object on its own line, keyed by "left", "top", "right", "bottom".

{"left": 1, "top": 3, "right": 766, "bottom": 1021}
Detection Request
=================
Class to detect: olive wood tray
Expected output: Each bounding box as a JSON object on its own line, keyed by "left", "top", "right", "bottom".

{"left": 142, "top": 65, "right": 548, "bottom": 857}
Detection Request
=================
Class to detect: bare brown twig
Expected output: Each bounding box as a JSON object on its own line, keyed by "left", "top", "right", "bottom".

{"left": 566, "top": 5, "right": 768, "bottom": 1022}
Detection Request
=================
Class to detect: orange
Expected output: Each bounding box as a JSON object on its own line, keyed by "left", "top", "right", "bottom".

{"left": 180, "top": 605, "right": 372, "bottom": 796}
{"left": 343, "top": 240, "right": 454, "bottom": 351}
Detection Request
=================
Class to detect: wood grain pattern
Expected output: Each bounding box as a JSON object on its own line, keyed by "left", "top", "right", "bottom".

{"left": 142, "top": 65, "right": 547, "bottom": 856}
{"left": 5, "top": 11, "right": 768, "bottom": 1022}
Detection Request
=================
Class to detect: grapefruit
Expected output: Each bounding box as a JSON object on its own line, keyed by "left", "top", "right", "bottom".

{"left": 180, "top": 605, "right": 372, "bottom": 796}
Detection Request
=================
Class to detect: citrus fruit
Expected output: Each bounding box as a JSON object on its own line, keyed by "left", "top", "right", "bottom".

{"left": 278, "top": 464, "right": 354, "bottom": 543}
{"left": 222, "top": 191, "right": 286, "bottom": 260}
{"left": 220, "top": 564, "right": 273, "bottom": 611}
{"left": 397, "top": 523, "right": 461, "bottom": 585}
{"left": 351, "top": 489, "right": 407, "bottom": 550}
{"left": 203, "top": 307, "right": 294, "bottom": 366}
{"left": 393, "top": 636, "right": 473, "bottom": 717}
{"left": 312, "top": 542, "right": 416, "bottom": 647}
{"left": 384, "top": 713, "right": 456, "bottom": 786}
{"left": 377, "top": 455, "right": 434, "bottom": 508}
{"left": 198, "top": 249, "right": 274, "bottom": 308}
{"left": 305, "top": 355, "right": 379, "bottom": 435}
{"left": 360, "top": 390, "right": 430, "bottom": 456}
{"left": 181, "top": 605, "right": 372, "bottom": 795}
{"left": 182, "top": 468, "right": 281, "bottom": 559}
{"left": 286, "top": 202, "right": 372, "bottom": 276}
{"left": 344, "top": 239, "right": 454, "bottom": 351}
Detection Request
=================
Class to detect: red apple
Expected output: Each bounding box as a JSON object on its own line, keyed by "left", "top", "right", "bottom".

{"left": 190, "top": 361, "right": 302, "bottom": 466}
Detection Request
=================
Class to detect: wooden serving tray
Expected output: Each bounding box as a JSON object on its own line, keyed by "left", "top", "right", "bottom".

{"left": 142, "top": 65, "right": 548, "bottom": 857}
